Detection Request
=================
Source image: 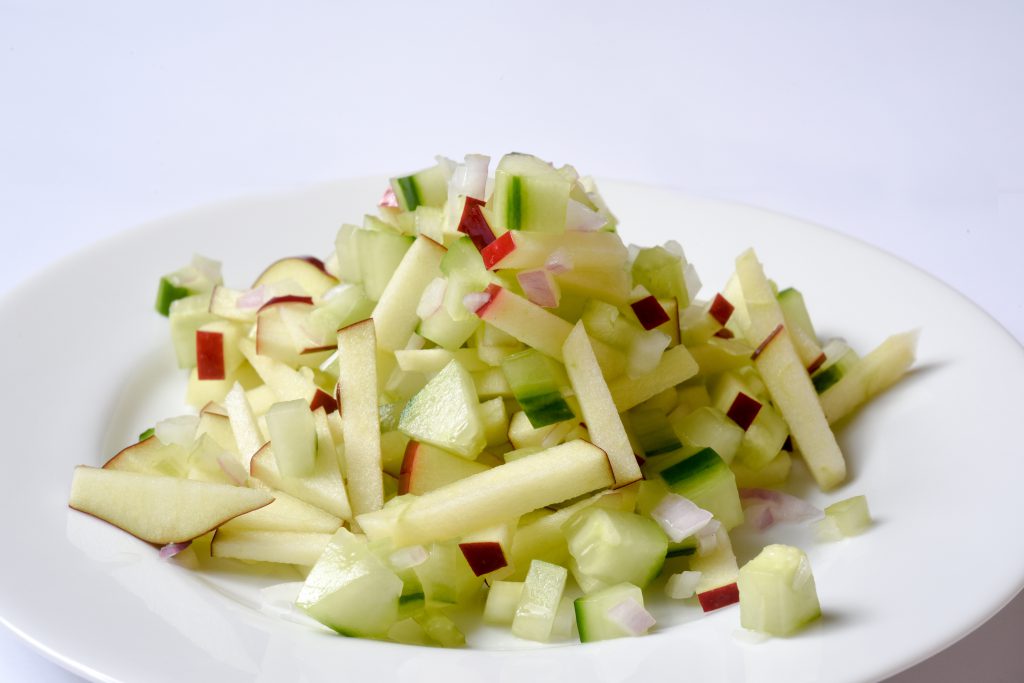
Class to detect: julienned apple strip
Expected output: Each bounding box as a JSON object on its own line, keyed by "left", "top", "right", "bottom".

{"left": 372, "top": 439, "right": 615, "bottom": 548}
{"left": 475, "top": 284, "right": 626, "bottom": 379}
{"left": 735, "top": 249, "right": 846, "bottom": 490}
{"left": 819, "top": 331, "right": 919, "bottom": 424}
{"left": 607, "top": 345, "right": 699, "bottom": 411}
{"left": 372, "top": 235, "right": 446, "bottom": 352}
{"left": 562, "top": 322, "right": 641, "bottom": 487}
{"left": 336, "top": 319, "right": 384, "bottom": 519}
{"left": 68, "top": 466, "right": 272, "bottom": 545}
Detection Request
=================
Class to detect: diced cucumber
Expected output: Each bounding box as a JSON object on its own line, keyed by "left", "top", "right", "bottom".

{"left": 776, "top": 287, "right": 823, "bottom": 369}
{"left": 297, "top": 528, "right": 403, "bottom": 638}
{"left": 671, "top": 406, "right": 744, "bottom": 464}
{"left": 631, "top": 245, "right": 698, "bottom": 307}
{"left": 731, "top": 451, "right": 792, "bottom": 488}
{"left": 390, "top": 163, "right": 449, "bottom": 212}
{"left": 574, "top": 582, "right": 651, "bottom": 642}
{"left": 441, "top": 236, "right": 493, "bottom": 321}
{"left": 563, "top": 508, "right": 667, "bottom": 589}
{"left": 399, "top": 360, "right": 486, "bottom": 459}
{"left": 629, "top": 408, "right": 682, "bottom": 456}
{"left": 512, "top": 559, "right": 568, "bottom": 642}
{"left": 155, "top": 255, "right": 222, "bottom": 316}
{"left": 811, "top": 338, "right": 860, "bottom": 394}
{"left": 502, "top": 349, "right": 575, "bottom": 428}
{"left": 415, "top": 611, "right": 466, "bottom": 648}
{"left": 155, "top": 277, "right": 193, "bottom": 317}
{"left": 334, "top": 224, "right": 363, "bottom": 284}
{"left": 413, "top": 540, "right": 482, "bottom": 608}
{"left": 655, "top": 447, "right": 744, "bottom": 530}
{"left": 306, "top": 284, "right": 374, "bottom": 340}
{"left": 738, "top": 544, "right": 821, "bottom": 636}
{"left": 417, "top": 293, "right": 482, "bottom": 350}
{"left": 817, "top": 494, "right": 871, "bottom": 540}
{"left": 168, "top": 292, "right": 218, "bottom": 368}
{"left": 491, "top": 153, "right": 572, "bottom": 233}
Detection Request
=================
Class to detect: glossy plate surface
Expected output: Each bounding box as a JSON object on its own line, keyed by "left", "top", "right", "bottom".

{"left": 1, "top": 179, "right": 1021, "bottom": 683}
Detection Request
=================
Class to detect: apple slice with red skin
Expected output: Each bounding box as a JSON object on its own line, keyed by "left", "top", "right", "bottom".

{"left": 697, "top": 582, "right": 739, "bottom": 612}
{"left": 457, "top": 197, "right": 495, "bottom": 251}
{"left": 458, "top": 541, "right": 508, "bottom": 577}
{"left": 196, "top": 329, "right": 226, "bottom": 380}
{"left": 252, "top": 257, "right": 338, "bottom": 298}
{"left": 69, "top": 465, "right": 272, "bottom": 545}
{"left": 102, "top": 437, "right": 187, "bottom": 476}
{"left": 398, "top": 441, "right": 490, "bottom": 495}
{"left": 630, "top": 295, "right": 671, "bottom": 331}
{"left": 726, "top": 392, "right": 763, "bottom": 431}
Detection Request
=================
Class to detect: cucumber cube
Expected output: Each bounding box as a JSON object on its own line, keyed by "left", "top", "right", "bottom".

{"left": 398, "top": 360, "right": 486, "bottom": 459}
{"left": 738, "top": 544, "right": 821, "bottom": 636}
{"left": 657, "top": 447, "right": 744, "bottom": 530}
{"left": 563, "top": 508, "right": 667, "bottom": 589}
{"left": 512, "top": 560, "right": 568, "bottom": 642}
{"left": 297, "top": 528, "right": 403, "bottom": 638}
{"left": 502, "top": 349, "right": 575, "bottom": 428}
{"left": 574, "top": 582, "right": 651, "bottom": 642}
{"left": 817, "top": 495, "right": 872, "bottom": 540}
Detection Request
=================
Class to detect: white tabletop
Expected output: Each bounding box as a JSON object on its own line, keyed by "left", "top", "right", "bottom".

{"left": 2, "top": 2, "right": 1021, "bottom": 681}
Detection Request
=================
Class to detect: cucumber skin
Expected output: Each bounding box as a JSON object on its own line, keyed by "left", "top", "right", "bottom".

{"left": 395, "top": 176, "right": 421, "bottom": 212}
{"left": 812, "top": 364, "right": 844, "bottom": 393}
{"left": 659, "top": 447, "right": 723, "bottom": 487}
{"left": 155, "top": 276, "right": 192, "bottom": 316}
{"left": 518, "top": 392, "right": 576, "bottom": 428}
{"left": 507, "top": 175, "right": 523, "bottom": 231}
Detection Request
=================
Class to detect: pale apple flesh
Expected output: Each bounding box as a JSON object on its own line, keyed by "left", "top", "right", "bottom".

{"left": 68, "top": 466, "right": 272, "bottom": 545}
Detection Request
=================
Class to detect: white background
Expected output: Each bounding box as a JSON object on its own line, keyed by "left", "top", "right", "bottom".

{"left": 1, "top": 1, "right": 1021, "bottom": 681}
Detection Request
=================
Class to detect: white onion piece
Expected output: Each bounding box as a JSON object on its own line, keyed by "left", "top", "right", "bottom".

{"left": 663, "top": 240, "right": 685, "bottom": 258}
{"left": 740, "top": 488, "right": 822, "bottom": 531}
{"left": 651, "top": 494, "right": 713, "bottom": 542}
{"left": 696, "top": 520, "right": 721, "bottom": 555}
{"left": 462, "top": 154, "right": 490, "bottom": 200}
{"left": 435, "top": 155, "right": 457, "bottom": 181}
{"left": 606, "top": 598, "right": 656, "bottom": 636}
{"left": 389, "top": 545, "right": 430, "bottom": 571}
{"left": 565, "top": 198, "right": 608, "bottom": 232}
{"left": 683, "top": 262, "right": 702, "bottom": 303}
{"left": 665, "top": 571, "right": 702, "bottom": 599}
{"left": 379, "top": 186, "right": 398, "bottom": 208}
{"left": 158, "top": 541, "right": 191, "bottom": 560}
{"left": 517, "top": 269, "right": 560, "bottom": 308}
{"left": 627, "top": 329, "right": 671, "bottom": 378}
{"left": 462, "top": 291, "right": 491, "bottom": 314}
{"left": 545, "top": 248, "right": 574, "bottom": 274}
{"left": 416, "top": 277, "right": 448, "bottom": 319}
{"left": 318, "top": 349, "right": 339, "bottom": 374}
{"left": 155, "top": 415, "right": 199, "bottom": 448}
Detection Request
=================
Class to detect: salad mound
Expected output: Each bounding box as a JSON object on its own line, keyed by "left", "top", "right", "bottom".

{"left": 68, "top": 153, "right": 917, "bottom": 646}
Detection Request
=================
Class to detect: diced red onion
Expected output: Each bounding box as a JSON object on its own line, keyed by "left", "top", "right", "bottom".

{"left": 416, "top": 277, "right": 448, "bottom": 319}
{"left": 236, "top": 285, "right": 268, "bottom": 310}
{"left": 517, "top": 269, "right": 560, "bottom": 308}
{"left": 379, "top": 186, "right": 398, "bottom": 208}
{"left": 606, "top": 598, "right": 656, "bottom": 636}
{"left": 545, "top": 247, "right": 574, "bottom": 274}
{"left": 665, "top": 571, "right": 702, "bottom": 599}
{"left": 389, "top": 545, "right": 429, "bottom": 571}
{"left": 651, "top": 494, "right": 713, "bottom": 542}
{"left": 155, "top": 415, "right": 199, "bottom": 447}
{"left": 463, "top": 291, "right": 491, "bottom": 314}
{"left": 739, "top": 488, "right": 823, "bottom": 531}
{"left": 158, "top": 541, "right": 191, "bottom": 559}
{"left": 565, "top": 199, "right": 607, "bottom": 232}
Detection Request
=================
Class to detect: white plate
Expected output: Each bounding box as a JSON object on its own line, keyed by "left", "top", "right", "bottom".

{"left": 1, "top": 178, "right": 1022, "bottom": 683}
